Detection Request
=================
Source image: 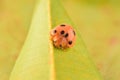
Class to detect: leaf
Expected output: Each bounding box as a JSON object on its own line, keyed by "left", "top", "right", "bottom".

{"left": 9, "top": 0, "right": 103, "bottom": 80}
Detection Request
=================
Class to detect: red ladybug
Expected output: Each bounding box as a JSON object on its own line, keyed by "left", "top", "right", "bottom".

{"left": 50, "top": 24, "right": 76, "bottom": 49}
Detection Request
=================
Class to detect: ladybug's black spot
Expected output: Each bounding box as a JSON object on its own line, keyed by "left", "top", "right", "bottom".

{"left": 60, "top": 24, "right": 66, "bottom": 27}
{"left": 68, "top": 41, "right": 72, "bottom": 45}
{"left": 64, "top": 33, "right": 69, "bottom": 38}
{"left": 60, "top": 44, "right": 62, "bottom": 47}
{"left": 73, "top": 30, "right": 76, "bottom": 35}
{"left": 54, "top": 30, "right": 57, "bottom": 33}
{"left": 60, "top": 30, "right": 65, "bottom": 34}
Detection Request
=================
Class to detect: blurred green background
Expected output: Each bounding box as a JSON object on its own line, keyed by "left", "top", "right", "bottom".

{"left": 0, "top": 0, "right": 120, "bottom": 80}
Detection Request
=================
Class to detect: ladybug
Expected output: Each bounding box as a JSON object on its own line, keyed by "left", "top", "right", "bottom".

{"left": 50, "top": 24, "right": 76, "bottom": 49}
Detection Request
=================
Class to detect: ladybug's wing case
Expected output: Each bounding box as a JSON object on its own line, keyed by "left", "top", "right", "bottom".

{"left": 67, "top": 28, "right": 76, "bottom": 47}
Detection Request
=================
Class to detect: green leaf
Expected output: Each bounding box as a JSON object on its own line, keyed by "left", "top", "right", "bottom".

{"left": 9, "top": 0, "right": 103, "bottom": 80}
